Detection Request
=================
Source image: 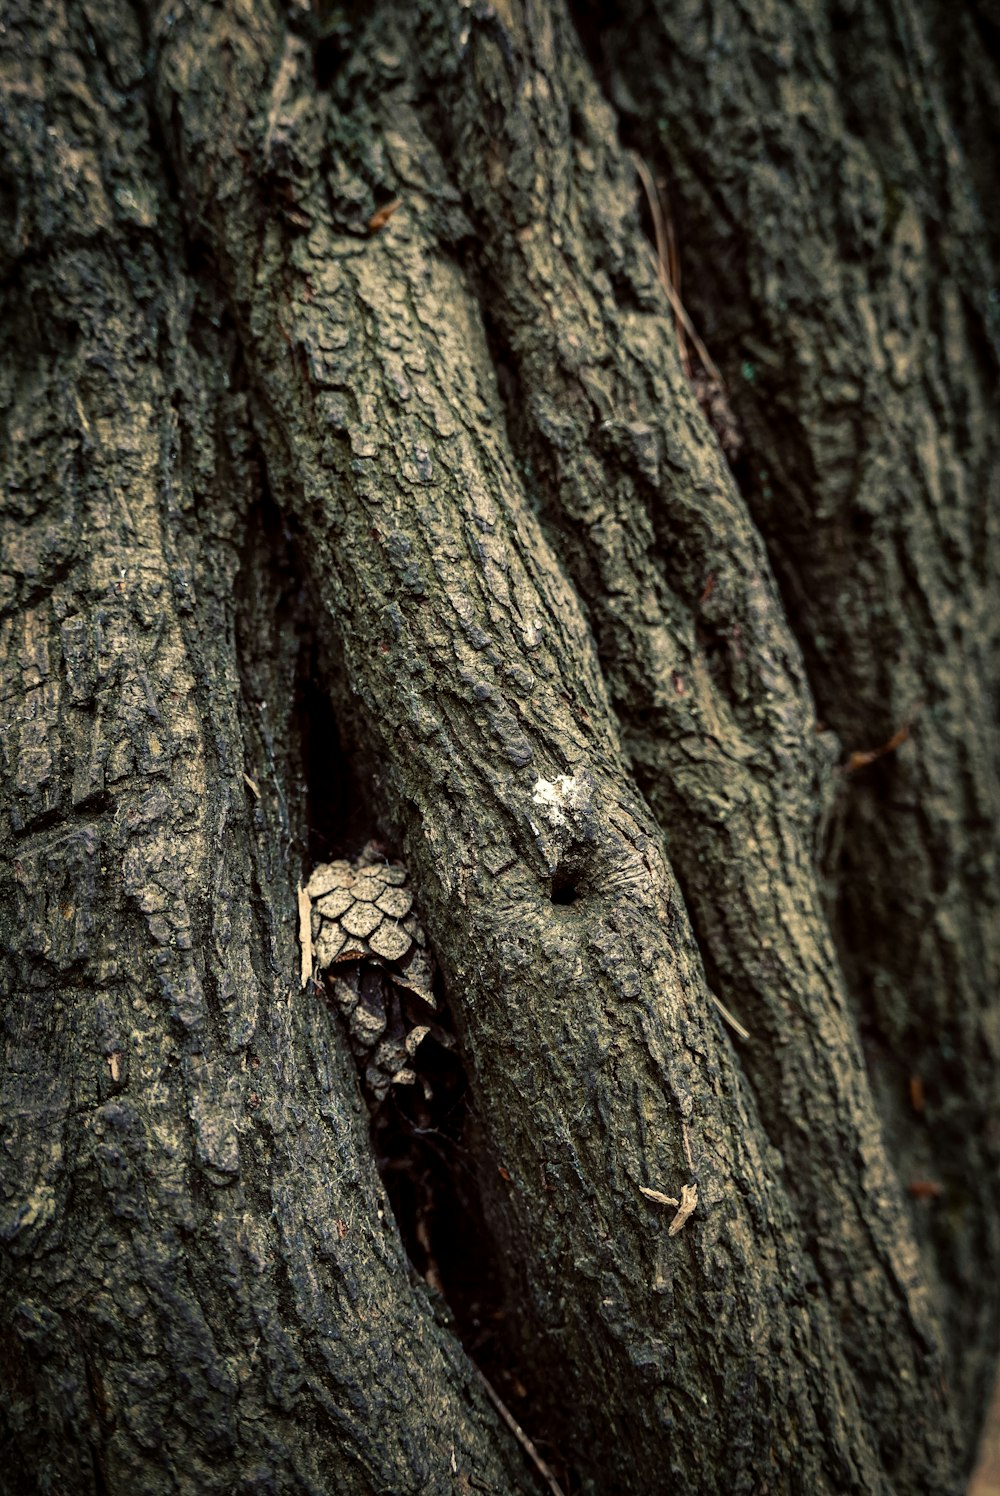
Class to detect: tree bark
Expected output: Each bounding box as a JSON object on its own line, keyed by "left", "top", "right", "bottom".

{"left": 589, "top": 0, "right": 1000, "bottom": 1430}
{"left": 0, "top": 1, "right": 996, "bottom": 1493}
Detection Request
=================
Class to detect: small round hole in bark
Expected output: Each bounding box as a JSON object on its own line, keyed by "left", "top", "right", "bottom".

{"left": 550, "top": 872, "right": 580, "bottom": 905}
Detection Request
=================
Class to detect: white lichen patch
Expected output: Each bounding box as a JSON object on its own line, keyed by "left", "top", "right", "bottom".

{"left": 532, "top": 773, "right": 589, "bottom": 827}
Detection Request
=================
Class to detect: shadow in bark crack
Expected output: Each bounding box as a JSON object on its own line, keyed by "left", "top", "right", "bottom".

{"left": 288, "top": 572, "right": 576, "bottom": 1493}
{"left": 371, "top": 1046, "right": 578, "bottom": 1496}
{"left": 298, "top": 661, "right": 375, "bottom": 865}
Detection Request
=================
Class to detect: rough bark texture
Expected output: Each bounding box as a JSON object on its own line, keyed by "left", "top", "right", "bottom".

{"left": 0, "top": 1, "right": 996, "bottom": 1493}
{"left": 0, "top": 7, "right": 533, "bottom": 1491}
{"left": 588, "top": 0, "right": 1000, "bottom": 1429}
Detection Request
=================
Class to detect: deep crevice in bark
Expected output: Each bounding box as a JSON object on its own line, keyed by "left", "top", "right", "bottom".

{"left": 298, "top": 661, "right": 375, "bottom": 865}
{"left": 260, "top": 493, "right": 568, "bottom": 1490}
{"left": 371, "top": 1058, "right": 575, "bottom": 1489}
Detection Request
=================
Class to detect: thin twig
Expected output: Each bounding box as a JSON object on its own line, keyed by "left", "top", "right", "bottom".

{"left": 473, "top": 1366, "right": 567, "bottom": 1496}
{"left": 297, "top": 882, "right": 313, "bottom": 989}
{"left": 711, "top": 993, "right": 751, "bottom": 1042}
{"left": 632, "top": 152, "right": 725, "bottom": 390}
{"left": 844, "top": 707, "right": 921, "bottom": 774}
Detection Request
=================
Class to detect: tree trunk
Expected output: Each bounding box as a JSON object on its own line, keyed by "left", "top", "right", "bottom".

{"left": 0, "top": 1, "right": 995, "bottom": 1493}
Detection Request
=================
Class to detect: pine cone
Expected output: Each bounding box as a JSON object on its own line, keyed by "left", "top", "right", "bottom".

{"left": 304, "top": 848, "right": 445, "bottom": 1102}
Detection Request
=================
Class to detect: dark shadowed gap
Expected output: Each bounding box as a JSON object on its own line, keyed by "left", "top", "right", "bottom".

{"left": 267, "top": 514, "right": 575, "bottom": 1493}
{"left": 232, "top": 478, "right": 377, "bottom": 867}
{"left": 297, "top": 659, "right": 375, "bottom": 864}
{"left": 371, "top": 1053, "right": 578, "bottom": 1496}
{"left": 549, "top": 871, "right": 580, "bottom": 905}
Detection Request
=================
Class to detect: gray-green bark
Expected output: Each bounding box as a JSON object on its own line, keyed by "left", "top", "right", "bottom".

{"left": 0, "top": 1, "right": 996, "bottom": 1493}
{"left": 591, "top": 0, "right": 1000, "bottom": 1429}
